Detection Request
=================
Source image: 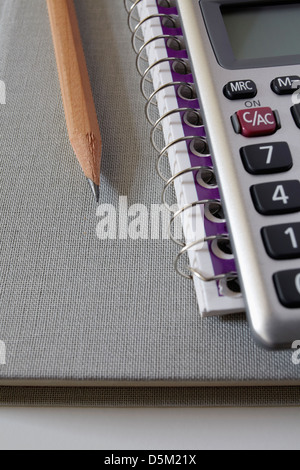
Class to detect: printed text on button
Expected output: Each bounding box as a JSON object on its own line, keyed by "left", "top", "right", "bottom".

{"left": 232, "top": 107, "right": 280, "bottom": 138}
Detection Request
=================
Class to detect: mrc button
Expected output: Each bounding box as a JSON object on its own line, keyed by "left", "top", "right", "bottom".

{"left": 224, "top": 80, "right": 257, "bottom": 100}
{"left": 232, "top": 107, "right": 281, "bottom": 138}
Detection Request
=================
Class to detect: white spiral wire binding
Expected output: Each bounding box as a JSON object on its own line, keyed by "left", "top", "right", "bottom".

{"left": 124, "top": 0, "right": 239, "bottom": 286}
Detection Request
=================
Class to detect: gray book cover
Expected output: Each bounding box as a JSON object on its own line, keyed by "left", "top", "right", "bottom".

{"left": 0, "top": 0, "right": 300, "bottom": 403}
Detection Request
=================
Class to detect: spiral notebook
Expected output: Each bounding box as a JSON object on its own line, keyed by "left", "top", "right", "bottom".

{"left": 125, "top": 0, "right": 245, "bottom": 316}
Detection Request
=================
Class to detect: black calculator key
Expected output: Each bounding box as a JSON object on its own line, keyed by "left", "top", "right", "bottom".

{"left": 251, "top": 180, "right": 300, "bottom": 215}
{"left": 291, "top": 104, "right": 300, "bottom": 129}
{"left": 274, "top": 270, "right": 300, "bottom": 309}
{"left": 224, "top": 80, "right": 257, "bottom": 100}
{"left": 271, "top": 76, "right": 300, "bottom": 95}
{"left": 262, "top": 223, "right": 300, "bottom": 260}
{"left": 241, "top": 142, "right": 293, "bottom": 175}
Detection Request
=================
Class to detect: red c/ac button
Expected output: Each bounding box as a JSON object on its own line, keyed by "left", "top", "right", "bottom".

{"left": 232, "top": 107, "right": 281, "bottom": 137}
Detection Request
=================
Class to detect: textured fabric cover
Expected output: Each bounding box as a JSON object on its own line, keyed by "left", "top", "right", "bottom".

{"left": 0, "top": 0, "right": 299, "bottom": 405}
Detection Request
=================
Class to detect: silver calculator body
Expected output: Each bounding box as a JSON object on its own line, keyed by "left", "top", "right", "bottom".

{"left": 176, "top": 0, "right": 300, "bottom": 348}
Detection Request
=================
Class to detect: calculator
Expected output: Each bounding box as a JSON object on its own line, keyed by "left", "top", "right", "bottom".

{"left": 176, "top": 0, "right": 300, "bottom": 348}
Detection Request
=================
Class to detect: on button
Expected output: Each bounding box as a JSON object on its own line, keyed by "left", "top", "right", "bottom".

{"left": 232, "top": 107, "right": 281, "bottom": 138}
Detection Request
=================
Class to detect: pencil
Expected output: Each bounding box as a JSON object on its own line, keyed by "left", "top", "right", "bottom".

{"left": 47, "top": 0, "right": 102, "bottom": 202}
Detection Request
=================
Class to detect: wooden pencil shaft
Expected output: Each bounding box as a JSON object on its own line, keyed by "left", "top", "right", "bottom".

{"left": 47, "top": 0, "right": 101, "bottom": 186}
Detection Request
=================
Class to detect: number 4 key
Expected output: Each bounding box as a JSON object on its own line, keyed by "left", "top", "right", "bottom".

{"left": 251, "top": 180, "right": 300, "bottom": 215}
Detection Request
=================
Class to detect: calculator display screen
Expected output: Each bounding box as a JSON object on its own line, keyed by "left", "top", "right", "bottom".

{"left": 221, "top": 4, "right": 300, "bottom": 61}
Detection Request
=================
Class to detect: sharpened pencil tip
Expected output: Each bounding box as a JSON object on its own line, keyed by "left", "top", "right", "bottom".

{"left": 87, "top": 179, "right": 99, "bottom": 203}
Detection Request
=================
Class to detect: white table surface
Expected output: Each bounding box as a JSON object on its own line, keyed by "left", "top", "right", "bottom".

{"left": 0, "top": 407, "right": 299, "bottom": 450}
